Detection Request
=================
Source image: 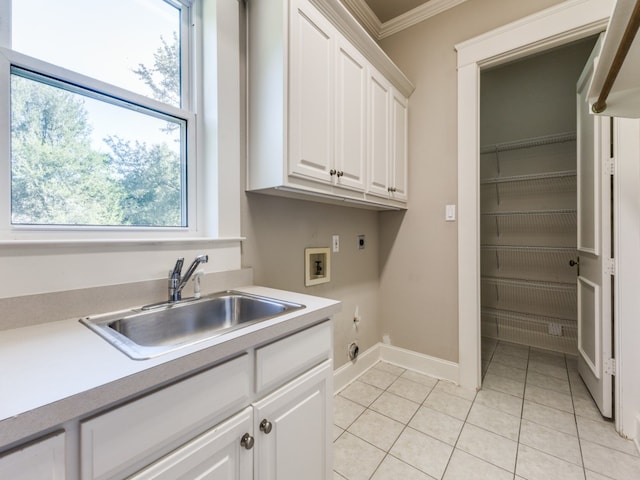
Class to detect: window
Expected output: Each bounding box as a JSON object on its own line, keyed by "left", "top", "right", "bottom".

{"left": 1, "top": 0, "right": 197, "bottom": 233}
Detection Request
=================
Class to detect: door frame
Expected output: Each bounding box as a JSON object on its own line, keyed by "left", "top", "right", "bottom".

{"left": 454, "top": 0, "right": 612, "bottom": 386}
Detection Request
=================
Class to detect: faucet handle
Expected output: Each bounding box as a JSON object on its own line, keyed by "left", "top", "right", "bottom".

{"left": 171, "top": 257, "right": 184, "bottom": 278}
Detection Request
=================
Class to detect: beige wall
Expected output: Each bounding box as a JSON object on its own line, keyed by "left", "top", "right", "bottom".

{"left": 481, "top": 37, "right": 597, "bottom": 146}
{"left": 241, "top": 193, "right": 382, "bottom": 369}
{"left": 377, "top": 0, "right": 566, "bottom": 362}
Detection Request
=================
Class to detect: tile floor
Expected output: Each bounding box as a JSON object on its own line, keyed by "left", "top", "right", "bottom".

{"left": 333, "top": 340, "right": 640, "bottom": 480}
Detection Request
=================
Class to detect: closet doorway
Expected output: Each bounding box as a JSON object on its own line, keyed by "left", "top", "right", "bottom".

{"left": 478, "top": 36, "right": 614, "bottom": 413}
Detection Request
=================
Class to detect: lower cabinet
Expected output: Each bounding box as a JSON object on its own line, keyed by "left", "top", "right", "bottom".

{"left": 131, "top": 407, "right": 254, "bottom": 480}
{"left": 134, "top": 359, "right": 332, "bottom": 480}
{"left": 79, "top": 320, "right": 333, "bottom": 480}
{"left": 253, "top": 360, "right": 332, "bottom": 480}
{"left": 0, "top": 432, "right": 65, "bottom": 480}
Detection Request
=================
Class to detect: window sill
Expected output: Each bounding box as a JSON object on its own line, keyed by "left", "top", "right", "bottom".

{"left": 0, "top": 237, "right": 245, "bottom": 249}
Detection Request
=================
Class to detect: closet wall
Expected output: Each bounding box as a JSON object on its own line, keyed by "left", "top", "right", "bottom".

{"left": 479, "top": 38, "right": 598, "bottom": 361}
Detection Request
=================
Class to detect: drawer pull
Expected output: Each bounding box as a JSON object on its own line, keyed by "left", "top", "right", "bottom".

{"left": 240, "top": 433, "right": 254, "bottom": 450}
{"left": 260, "top": 419, "right": 273, "bottom": 434}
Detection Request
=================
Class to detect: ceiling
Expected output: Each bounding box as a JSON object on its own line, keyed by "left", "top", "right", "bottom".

{"left": 364, "top": 0, "right": 431, "bottom": 23}
{"left": 341, "top": 0, "right": 468, "bottom": 39}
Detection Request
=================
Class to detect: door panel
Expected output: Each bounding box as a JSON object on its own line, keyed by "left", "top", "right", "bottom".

{"left": 576, "top": 36, "right": 612, "bottom": 418}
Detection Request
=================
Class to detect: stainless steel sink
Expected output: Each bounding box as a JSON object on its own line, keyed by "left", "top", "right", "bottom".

{"left": 81, "top": 291, "right": 305, "bottom": 359}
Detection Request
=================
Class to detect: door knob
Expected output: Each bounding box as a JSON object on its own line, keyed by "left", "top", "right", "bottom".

{"left": 569, "top": 259, "right": 579, "bottom": 267}
{"left": 260, "top": 419, "right": 273, "bottom": 434}
{"left": 240, "top": 433, "right": 254, "bottom": 450}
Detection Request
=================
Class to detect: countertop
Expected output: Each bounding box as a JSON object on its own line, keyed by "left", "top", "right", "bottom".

{"left": 0, "top": 285, "right": 340, "bottom": 450}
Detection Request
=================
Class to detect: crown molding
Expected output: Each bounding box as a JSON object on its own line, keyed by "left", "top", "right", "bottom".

{"left": 340, "top": 0, "right": 382, "bottom": 38}
{"left": 342, "top": 0, "right": 469, "bottom": 40}
{"left": 379, "top": 0, "right": 469, "bottom": 39}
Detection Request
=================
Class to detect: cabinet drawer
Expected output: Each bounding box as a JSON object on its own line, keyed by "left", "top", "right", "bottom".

{"left": 81, "top": 354, "right": 250, "bottom": 480}
{"left": 0, "top": 432, "right": 65, "bottom": 480}
{"left": 255, "top": 320, "right": 331, "bottom": 394}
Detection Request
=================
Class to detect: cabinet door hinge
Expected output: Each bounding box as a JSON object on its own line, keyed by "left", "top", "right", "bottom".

{"left": 605, "top": 158, "right": 616, "bottom": 176}
{"left": 604, "top": 358, "right": 616, "bottom": 376}
{"left": 605, "top": 258, "right": 616, "bottom": 275}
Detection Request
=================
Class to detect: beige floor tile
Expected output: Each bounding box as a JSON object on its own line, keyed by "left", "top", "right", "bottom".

{"left": 527, "top": 360, "right": 568, "bottom": 380}
{"left": 333, "top": 432, "right": 385, "bottom": 480}
{"left": 333, "top": 425, "right": 344, "bottom": 441}
{"left": 519, "top": 419, "right": 582, "bottom": 466}
{"left": 371, "top": 455, "right": 436, "bottom": 480}
{"left": 456, "top": 423, "right": 518, "bottom": 472}
{"left": 581, "top": 439, "right": 640, "bottom": 480}
{"left": 526, "top": 370, "right": 571, "bottom": 396}
{"left": 433, "top": 380, "right": 477, "bottom": 401}
{"left": 515, "top": 444, "right": 585, "bottom": 480}
{"left": 348, "top": 409, "right": 404, "bottom": 451}
{"left": 369, "top": 391, "right": 420, "bottom": 424}
{"left": 400, "top": 370, "right": 439, "bottom": 388}
{"left": 486, "top": 361, "right": 527, "bottom": 382}
{"left": 495, "top": 342, "right": 529, "bottom": 359}
{"left": 491, "top": 351, "right": 529, "bottom": 370}
{"left": 409, "top": 406, "right": 464, "bottom": 445}
{"left": 475, "top": 388, "right": 523, "bottom": 417}
{"left": 339, "top": 380, "right": 384, "bottom": 407}
{"left": 529, "top": 348, "right": 566, "bottom": 367}
{"left": 424, "top": 390, "right": 472, "bottom": 421}
{"left": 573, "top": 395, "right": 605, "bottom": 421}
{"left": 373, "top": 362, "right": 406, "bottom": 377}
{"left": 443, "top": 448, "right": 513, "bottom": 480}
{"left": 577, "top": 416, "right": 639, "bottom": 457}
{"left": 525, "top": 383, "right": 574, "bottom": 413}
{"left": 359, "top": 368, "right": 400, "bottom": 390}
{"left": 334, "top": 395, "right": 366, "bottom": 429}
{"left": 388, "top": 377, "right": 432, "bottom": 403}
{"left": 521, "top": 400, "right": 577, "bottom": 436}
{"left": 466, "top": 401, "right": 520, "bottom": 441}
{"left": 585, "top": 470, "right": 615, "bottom": 480}
{"left": 390, "top": 428, "right": 453, "bottom": 480}
{"left": 482, "top": 372, "right": 525, "bottom": 398}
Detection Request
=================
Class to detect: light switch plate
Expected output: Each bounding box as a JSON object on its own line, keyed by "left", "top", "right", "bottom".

{"left": 445, "top": 204, "right": 456, "bottom": 222}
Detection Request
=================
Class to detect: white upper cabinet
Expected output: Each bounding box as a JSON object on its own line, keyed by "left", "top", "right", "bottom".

{"left": 248, "top": 0, "right": 414, "bottom": 210}
{"left": 288, "top": 1, "right": 335, "bottom": 183}
{"left": 334, "top": 39, "right": 367, "bottom": 192}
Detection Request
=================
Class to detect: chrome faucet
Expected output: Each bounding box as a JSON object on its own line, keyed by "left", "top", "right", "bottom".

{"left": 169, "top": 254, "right": 209, "bottom": 302}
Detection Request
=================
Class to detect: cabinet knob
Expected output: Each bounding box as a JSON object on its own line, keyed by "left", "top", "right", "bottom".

{"left": 388, "top": 187, "right": 397, "bottom": 192}
{"left": 329, "top": 169, "right": 337, "bottom": 176}
{"left": 260, "top": 419, "right": 273, "bottom": 434}
{"left": 336, "top": 171, "right": 344, "bottom": 177}
{"left": 240, "top": 433, "right": 254, "bottom": 450}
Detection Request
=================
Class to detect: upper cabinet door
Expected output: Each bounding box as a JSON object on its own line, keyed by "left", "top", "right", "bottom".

{"left": 334, "top": 40, "right": 367, "bottom": 192}
{"left": 390, "top": 88, "right": 408, "bottom": 201}
{"left": 367, "top": 68, "right": 391, "bottom": 197}
{"left": 288, "top": 0, "right": 335, "bottom": 184}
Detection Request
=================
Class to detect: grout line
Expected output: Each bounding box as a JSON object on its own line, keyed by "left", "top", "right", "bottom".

{"left": 511, "top": 343, "right": 530, "bottom": 478}
{"left": 565, "top": 353, "right": 588, "bottom": 480}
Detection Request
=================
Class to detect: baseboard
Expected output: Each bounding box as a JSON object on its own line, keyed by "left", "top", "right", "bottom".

{"left": 379, "top": 343, "right": 459, "bottom": 384}
{"left": 333, "top": 342, "right": 459, "bottom": 394}
{"left": 333, "top": 343, "right": 382, "bottom": 393}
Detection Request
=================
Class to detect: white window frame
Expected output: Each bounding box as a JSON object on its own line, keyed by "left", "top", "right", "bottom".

{"left": 0, "top": 0, "right": 208, "bottom": 242}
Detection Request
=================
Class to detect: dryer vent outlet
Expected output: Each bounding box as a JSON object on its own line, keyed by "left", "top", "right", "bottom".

{"left": 348, "top": 342, "right": 359, "bottom": 361}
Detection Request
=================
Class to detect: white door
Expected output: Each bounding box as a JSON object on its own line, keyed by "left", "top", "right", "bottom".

{"left": 335, "top": 39, "right": 367, "bottom": 192}
{"left": 288, "top": 0, "right": 335, "bottom": 184}
{"left": 130, "top": 407, "right": 253, "bottom": 480}
{"left": 575, "top": 38, "right": 613, "bottom": 418}
{"left": 367, "top": 68, "right": 391, "bottom": 198}
{"left": 253, "top": 360, "right": 332, "bottom": 480}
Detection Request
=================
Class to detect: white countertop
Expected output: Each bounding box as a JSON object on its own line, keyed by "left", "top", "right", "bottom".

{"left": 0, "top": 285, "right": 340, "bottom": 449}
